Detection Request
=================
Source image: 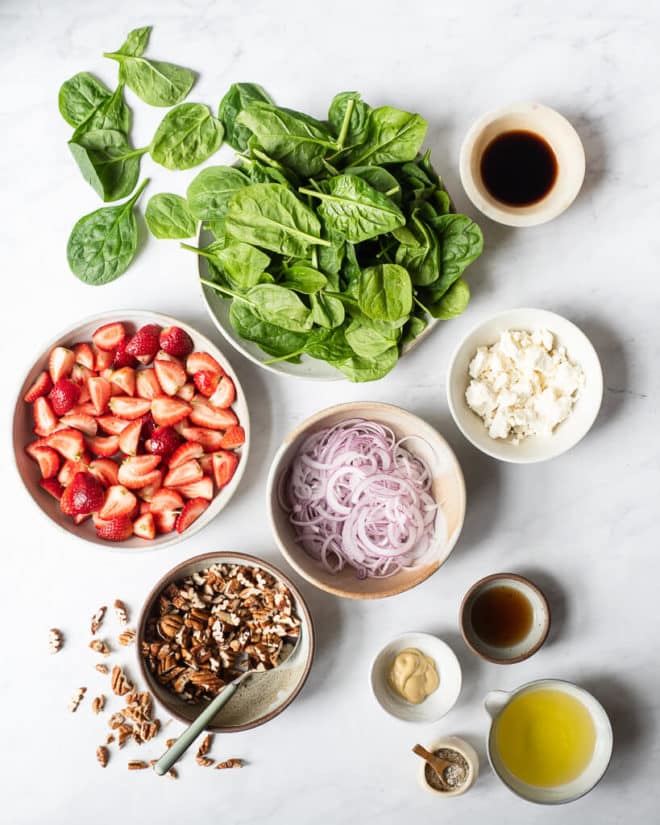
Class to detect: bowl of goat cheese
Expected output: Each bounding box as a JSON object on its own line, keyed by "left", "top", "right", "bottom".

{"left": 447, "top": 308, "right": 602, "bottom": 463}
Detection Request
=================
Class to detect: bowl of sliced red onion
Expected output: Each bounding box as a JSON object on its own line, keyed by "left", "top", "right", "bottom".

{"left": 267, "top": 402, "right": 466, "bottom": 599}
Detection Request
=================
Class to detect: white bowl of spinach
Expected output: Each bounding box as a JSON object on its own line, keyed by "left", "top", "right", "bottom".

{"left": 189, "top": 86, "right": 484, "bottom": 382}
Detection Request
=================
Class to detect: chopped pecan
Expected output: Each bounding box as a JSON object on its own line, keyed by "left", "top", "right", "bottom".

{"left": 91, "top": 695, "right": 105, "bottom": 714}
{"left": 91, "top": 606, "right": 107, "bottom": 635}
{"left": 89, "top": 639, "right": 110, "bottom": 656}
{"left": 215, "top": 758, "right": 243, "bottom": 769}
{"left": 127, "top": 760, "right": 149, "bottom": 770}
{"left": 95, "top": 663, "right": 109, "bottom": 675}
{"left": 111, "top": 665, "right": 133, "bottom": 696}
{"left": 119, "top": 629, "right": 136, "bottom": 646}
{"left": 113, "top": 599, "right": 129, "bottom": 626}
{"left": 68, "top": 687, "right": 86, "bottom": 712}
{"left": 96, "top": 746, "right": 108, "bottom": 768}
{"left": 48, "top": 628, "right": 63, "bottom": 654}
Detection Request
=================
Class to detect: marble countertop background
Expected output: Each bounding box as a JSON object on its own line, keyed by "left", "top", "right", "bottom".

{"left": 1, "top": 1, "right": 658, "bottom": 823}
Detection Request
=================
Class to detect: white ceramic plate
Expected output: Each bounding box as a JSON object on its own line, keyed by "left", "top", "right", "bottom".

{"left": 447, "top": 308, "right": 602, "bottom": 463}
{"left": 12, "top": 310, "right": 250, "bottom": 550}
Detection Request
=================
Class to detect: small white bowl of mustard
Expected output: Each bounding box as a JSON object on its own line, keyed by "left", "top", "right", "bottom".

{"left": 370, "top": 632, "right": 462, "bottom": 723}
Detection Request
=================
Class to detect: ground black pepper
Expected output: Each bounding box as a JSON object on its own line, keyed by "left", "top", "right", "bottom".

{"left": 424, "top": 747, "right": 469, "bottom": 791}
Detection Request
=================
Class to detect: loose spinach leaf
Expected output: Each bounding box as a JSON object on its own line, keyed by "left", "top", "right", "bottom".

{"left": 427, "top": 276, "right": 470, "bottom": 319}
{"left": 218, "top": 83, "right": 274, "bottom": 151}
{"left": 349, "top": 106, "right": 428, "bottom": 166}
{"left": 225, "top": 183, "right": 328, "bottom": 257}
{"left": 67, "top": 178, "right": 148, "bottom": 284}
{"left": 229, "top": 301, "right": 307, "bottom": 361}
{"left": 317, "top": 234, "right": 345, "bottom": 278}
{"left": 305, "top": 326, "right": 353, "bottom": 361}
{"left": 280, "top": 264, "right": 327, "bottom": 294}
{"left": 393, "top": 210, "right": 440, "bottom": 286}
{"left": 328, "top": 91, "right": 370, "bottom": 149}
{"left": 240, "top": 156, "right": 293, "bottom": 187}
{"left": 150, "top": 102, "right": 223, "bottom": 170}
{"left": 59, "top": 73, "right": 112, "bottom": 127}
{"left": 332, "top": 346, "right": 399, "bottom": 382}
{"left": 104, "top": 50, "right": 194, "bottom": 107}
{"left": 310, "top": 292, "right": 345, "bottom": 328}
{"left": 187, "top": 166, "right": 250, "bottom": 221}
{"left": 358, "top": 263, "right": 412, "bottom": 322}
{"left": 345, "top": 165, "right": 401, "bottom": 202}
{"left": 402, "top": 314, "right": 428, "bottom": 345}
{"left": 113, "top": 26, "right": 152, "bottom": 58}
{"left": 216, "top": 242, "right": 270, "bottom": 289}
{"left": 68, "top": 128, "right": 145, "bottom": 202}
{"left": 145, "top": 192, "right": 196, "bottom": 239}
{"left": 246, "top": 284, "right": 313, "bottom": 332}
{"left": 425, "top": 214, "right": 484, "bottom": 300}
{"left": 345, "top": 317, "right": 399, "bottom": 358}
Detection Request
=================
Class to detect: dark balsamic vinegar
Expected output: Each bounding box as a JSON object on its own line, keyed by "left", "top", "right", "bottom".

{"left": 470, "top": 585, "right": 534, "bottom": 648}
{"left": 480, "top": 130, "right": 558, "bottom": 207}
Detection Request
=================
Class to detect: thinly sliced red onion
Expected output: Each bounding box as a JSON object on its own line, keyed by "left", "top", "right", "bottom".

{"left": 283, "top": 419, "right": 442, "bottom": 579}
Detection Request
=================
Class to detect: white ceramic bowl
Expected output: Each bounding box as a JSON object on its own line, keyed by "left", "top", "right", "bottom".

{"left": 267, "top": 402, "right": 466, "bottom": 599}
{"left": 417, "top": 735, "right": 480, "bottom": 797}
{"left": 447, "top": 308, "right": 602, "bottom": 463}
{"left": 459, "top": 103, "right": 585, "bottom": 227}
{"left": 371, "top": 632, "right": 462, "bottom": 723}
{"left": 12, "top": 310, "right": 250, "bottom": 550}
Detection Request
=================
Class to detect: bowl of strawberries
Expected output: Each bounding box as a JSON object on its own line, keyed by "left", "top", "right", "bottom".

{"left": 13, "top": 310, "right": 249, "bottom": 548}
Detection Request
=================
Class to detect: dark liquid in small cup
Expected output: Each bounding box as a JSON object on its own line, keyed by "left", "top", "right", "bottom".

{"left": 470, "top": 585, "right": 533, "bottom": 648}
{"left": 480, "top": 130, "right": 558, "bottom": 207}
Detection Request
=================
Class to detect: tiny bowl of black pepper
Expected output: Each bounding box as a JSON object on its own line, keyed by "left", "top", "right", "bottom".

{"left": 136, "top": 551, "right": 314, "bottom": 733}
{"left": 418, "top": 736, "right": 479, "bottom": 797}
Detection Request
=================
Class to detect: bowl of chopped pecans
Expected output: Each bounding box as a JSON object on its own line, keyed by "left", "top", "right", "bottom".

{"left": 136, "top": 552, "right": 315, "bottom": 732}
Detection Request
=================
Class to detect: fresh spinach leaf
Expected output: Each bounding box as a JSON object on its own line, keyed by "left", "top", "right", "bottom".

{"left": 345, "top": 317, "right": 399, "bottom": 358}
{"left": 344, "top": 165, "right": 401, "bottom": 203}
{"left": 216, "top": 242, "right": 270, "bottom": 288}
{"left": 103, "top": 46, "right": 195, "bottom": 107}
{"left": 145, "top": 192, "right": 196, "bottom": 239}
{"left": 187, "top": 166, "right": 250, "bottom": 221}
{"left": 357, "top": 263, "right": 412, "bottom": 322}
{"left": 425, "top": 214, "right": 484, "bottom": 299}
{"left": 310, "top": 292, "right": 345, "bottom": 328}
{"left": 229, "top": 302, "right": 307, "bottom": 361}
{"left": 402, "top": 314, "right": 428, "bottom": 344}
{"left": 113, "top": 26, "right": 152, "bottom": 58}
{"left": 393, "top": 210, "right": 440, "bottom": 286}
{"left": 150, "top": 102, "right": 223, "bottom": 170}
{"left": 218, "top": 83, "right": 274, "bottom": 151}
{"left": 59, "top": 73, "right": 111, "bottom": 127}
{"left": 350, "top": 106, "right": 427, "bottom": 166}
{"left": 332, "top": 347, "right": 399, "bottom": 382}
{"left": 68, "top": 128, "right": 145, "bottom": 202}
{"left": 427, "top": 276, "right": 470, "bottom": 319}
{"left": 280, "top": 264, "right": 327, "bottom": 294}
{"left": 305, "top": 326, "right": 353, "bottom": 361}
{"left": 328, "top": 91, "right": 370, "bottom": 150}
{"left": 246, "top": 284, "right": 313, "bottom": 332}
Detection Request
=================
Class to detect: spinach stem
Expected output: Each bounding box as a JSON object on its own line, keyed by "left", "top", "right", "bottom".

{"left": 335, "top": 98, "right": 355, "bottom": 151}
{"left": 321, "top": 157, "right": 339, "bottom": 177}
{"left": 180, "top": 242, "right": 215, "bottom": 261}
{"left": 263, "top": 347, "right": 306, "bottom": 365}
{"left": 129, "top": 178, "right": 149, "bottom": 205}
{"left": 311, "top": 248, "right": 318, "bottom": 269}
{"left": 413, "top": 295, "right": 432, "bottom": 315}
{"left": 384, "top": 184, "right": 400, "bottom": 197}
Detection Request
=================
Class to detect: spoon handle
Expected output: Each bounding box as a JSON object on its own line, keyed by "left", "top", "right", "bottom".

{"left": 154, "top": 681, "right": 239, "bottom": 776}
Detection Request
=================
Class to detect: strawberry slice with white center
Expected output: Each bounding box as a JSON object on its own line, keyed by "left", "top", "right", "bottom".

{"left": 49, "top": 347, "right": 76, "bottom": 383}
{"left": 176, "top": 382, "right": 195, "bottom": 402}
{"left": 151, "top": 396, "right": 191, "bottom": 427}
{"left": 154, "top": 359, "right": 187, "bottom": 396}
{"left": 168, "top": 441, "right": 204, "bottom": 469}
{"left": 93, "top": 322, "right": 126, "bottom": 351}
{"left": 181, "top": 426, "right": 225, "bottom": 452}
{"left": 154, "top": 510, "right": 178, "bottom": 534}
{"left": 25, "top": 444, "right": 60, "bottom": 479}
{"left": 33, "top": 397, "right": 59, "bottom": 436}
{"left": 137, "top": 471, "right": 163, "bottom": 501}
{"left": 189, "top": 396, "right": 238, "bottom": 430}
{"left": 95, "top": 515, "right": 134, "bottom": 542}
{"left": 175, "top": 497, "right": 209, "bottom": 533}
{"left": 96, "top": 415, "right": 131, "bottom": 436}
{"left": 133, "top": 512, "right": 156, "bottom": 540}
{"left": 118, "top": 455, "right": 162, "bottom": 489}
{"left": 73, "top": 342, "right": 95, "bottom": 369}
{"left": 99, "top": 485, "right": 137, "bottom": 520}
{"left": 58, "top": 457, "right": 90, "bottom": 486}
{"left": 174, "top": 476, "right": 214, "bottom": 501}
{"left": 136, "top": 369, "right": 161, "bottom": 400}
{"left": 149, "top": 488, "right": 184, "bottom": 514}
{"left": 24, "top": 371, "right": 53, "bottom": 403}
{"left": 208, "top": 376, "right": 236, "bottom": 409}
{"left": 59, "top": 413, "right": 98, "bottom": 437}
{"left": 193, "top": 370, "right": 220, "bottom": 398}
{"left": 88, "top": 458, "right": 119, "bottom": 487}
{"left": 212, "top": 450, "right": 239, "bottom": 489}
{"left": 110, "top": 366, "right": 136, "bottom": 397}
{"left": 186, "top": 351, "right": 223, "bottom": 377}
{"left": 199, "top": 453, "right": 214, "bottom": 474}
{"left": 40, "top": 478, "right": 64, "bottom": 500}
{"left": 86, "top": 435, "right": 120, "bottom": 457}
{"left": 163, "top": 459, "right": 203, "bottom": 487}
{"left": 93, "top": 346, "right": 114, "bottom": 371}
{"left": 88, "top": 376, "right": 112, "bottom": 415}
{"left": 220, "top": 425, "right": 246, "bottom": 449}
{"left": 109, "top": 396, "right": 151, "bottom": 420}
{"left": 46, "top": 428, "right": 85, "bottom": 461}
{"left": 118, "top": 418, "right": 143, "bottom": 456}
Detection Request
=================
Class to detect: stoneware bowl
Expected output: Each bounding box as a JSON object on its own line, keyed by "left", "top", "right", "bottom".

{"left": 446, "top": 307, "right": 603, "bottom": 463}
{"left": 459, "top": 102, "right": 585, "bottom": 227}
{"left": 417, "top": 735, "right": 480, "bottom": 797}
{"left": 136, "top": 551, "right": 314, "bottom": 733}
{"left": 459, "top": 573, "right": 551, "bottom": 664}
{"left": 12, "top": 310, "right": 250, "bottom": 550}
{"left": 267, "top": 401, "right": 466, "bottom": 599}
{"left": 371, "top": 632, "right": 462, "bottom": 723}
{"left": 484, "top": 679, "right": 613, "bottom": 804}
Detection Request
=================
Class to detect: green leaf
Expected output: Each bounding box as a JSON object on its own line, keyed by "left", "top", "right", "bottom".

{"left": 104, "top": 52, "right": 195, "bottom": 107}
{"left": 345, "top": 317, "right": 399, "bottom": 358}
{"left": 216, "top": 242, "right": 270, "bottom": 288}
{"left": 310, "top": 292, "right": 345, "bottom": 328}
{"left": 145, "top": 193, "right": 196, "bottom": 239}
{"left": 113, "top": 26, "right": 152, "bottom": 57}
{"left": 225, "top": 183, "right": 328, "bottom": 257}
{"left": 58, "top": 73, "right": 112, "bottom": 127}
{"left": 345, "top": 165, "right": 401, "bottom": 202}
{"left": 229, "top": 302, "right": 307, "bottom": 361}
{"left": 358, "top": 263, "right": 412, "bottom": 322}
{"left": 394, "top": 210, "right": 440, "bottom": 286}
{"left": 218, "top": 83, "right": 274, "bottom": 151}
{"left": 68, "top": 128, "right": 145, "bottom": 202}
{"left": 402, "top": 314, "right": 428, "bottom": 344}
{"left": 150, "top": 102, "right": 223, "bottom": 170}
{"left": 304, "top": 326, "right": 353, "bottom": 361}
{"left": 427, "top": 277, "right": 470, "bottom": 319}
{"left": 246, "top": 284, "right": 313, "bottom": 332}
{"left": 328, "top": 91, "right": 370, "bottom": 149}
{"left": 350, "top": 106, "right": 428, "bottom": 166}
{"left": 187, "top": 166, "right": 250, "bottom": 221}
{"left": 280, "top": 264, "right": 327, "bottom": 294}
{"left": 67, "top": 179, "right": 148, "bottom": 285}
{"left": 332, "top": 346, "right": 399, "bottom": 382}
{"left": 425, "top": 214, "right": 484, "bottom": 300}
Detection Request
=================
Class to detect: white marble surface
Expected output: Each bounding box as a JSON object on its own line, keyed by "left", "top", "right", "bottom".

{"left": 1, "top": 1, "right": 659, "bottom": 822}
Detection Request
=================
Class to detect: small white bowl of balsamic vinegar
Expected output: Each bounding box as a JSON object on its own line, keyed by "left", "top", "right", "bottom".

{"left": 459, "top": 103, "right": 585, "bottom": 227}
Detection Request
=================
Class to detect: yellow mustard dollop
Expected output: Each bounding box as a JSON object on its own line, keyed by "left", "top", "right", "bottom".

{"left": 387, "top": 648, "right": 439, "bottom": 704}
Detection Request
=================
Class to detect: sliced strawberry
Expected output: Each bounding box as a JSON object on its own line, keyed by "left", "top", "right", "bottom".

{"left": 73, "top": 513, "right": 92, "bottom": 525}
{"left": 24, "top": 371, "right": 53, "bottom": 403}
{"left": 212, "top": 450, "right": 239, "bottom": 489}
{"left": 168, "top": 441, "right": 204, "bottom": 469}
{"left": 137, "top": 471, "right": 163, "bottom": 501}
{"left": 155, "top": 350, "right": 184, "bottom": 368}
{"left": 49, "top": 346, "right": 75, "bottom": 383}
{"left": 69, "top": 402, "right": 98, "bottom": 417}
{"left": 111, "top": 366, "right": 136, "bottom": 397}
{"left": 60, "top": 471, "right": 105, "bottom": 515}
{"left": 133, "top": 512, "right": 156, "bottom": 540}
{"left": 33, "top": 397, "right": 59, "bottom": 436}
{"left": 160, "top": 326, "right": 194, "bottom": 358}
{"left": 118, "top": 455, "right": 162, "bottom": 489}
{"left": 118, "top": 418, "right": 142, "bottom": 456}
{"left": 136, "top": 369, "right": 161, "bottom": 400}
{"left": 71, "top": 363, "right": 94, "bottom": 384}
{"left": 145, "top": 425, "right": 182, "bottom": 460}
{"left": 88, "top": 458, "right": 119, "bottom": 487}
{"left": 93, "top": 346, "right": 114, "bottom": 371}
{"left": 175, "top": 497, "right": 209, "bottom": 533}
{"left": 150, "top": 488, "right": 184, "bottom": 514}
{"left": 176, "top": 382, "right": 195, "bottom": 402}
{"left": 154, "top": 359, "right": 187, "bottom": 396}
{"left": 199, "top": 453, "right": 214, "bottom": 474}
{"left": 125, "top": 324, "right": 161, "bottom": 363}
{"left": 46, "top": 428, "right": 85, "bottom": 461}
{"left": 151, "top": 396, "right": 191, "bottom": 427}
{"left": 163, "top": 459, "right": 203, "bottom": 487}
{"left": 99, "top": 484, "right": 137, "bottom": 519}
{"left": 48, "top": 378, "right": 81, "bottom": 416}
{"left": 93, "top": 322, "right": 125, "bottom": 351}
{"left": 220, "top": 425, "right": 246, "bottom": 449}
{"left": 140, "top": 411, "right": 157, "bottom": 441}
{"left": 175, "top": 476, "right": 214, "bottom": 501}
{"left": 96, "top": 515, "right": 133, "bottom": 542}
{"left": 59, "top": 413, "right": 97, "bottom": 437}
{"left": 190, "top": 397, "right": 238, "bottom": 430}
{"left": 40, "top": 477, "right": 64, "bottom": 500}
{"left": 109, "top": 396, "right": 151, "bottom": 420}
{"left": 139, "top": 501, "right": 151, "bottom": 515}
{"left": 86, "top": 435, "right": 120, "bottom": 457}
{"left": 88, "top": 377, "right": 112, "bottom": 415}
{"left": 25, "top": 444, "right": 60, "bottom": 479}
{"left": 154, "top": 510, "right": 177, "bottom": 534}
{"left": 112, "top": 338, "right": 137, "bottom": 369}
{"left": 193, "top": 370, "right": 219, "bottom": 398}
{"left": 181, "top": 426, "right": 225, "bottom": 452}
{"left": 186, "top": 351, "right": 222, "bottom": 377}
{"left": 97, "top": 415, "right": 130, "bottom": 436}
{"left": 58, "top": 457, "right": 90, "bottom": 486}
{"left": 209, "top": 376, "right": 236, "bottom": 409}
{"left": 73, "top": 342, "right": 95, "bottom": 369}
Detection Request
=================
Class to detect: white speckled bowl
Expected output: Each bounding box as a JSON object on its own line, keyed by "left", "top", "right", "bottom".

{"left": 447, "top": 308, "right": 603, "bottom": 463}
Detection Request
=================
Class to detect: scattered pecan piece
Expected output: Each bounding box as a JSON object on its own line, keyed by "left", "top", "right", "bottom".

{"left": 95, "top": 663, "right": 109, "bottom": 675}
{"left": 91, "top": 695, "right": 105, "bottom": 714}
{"left": 119, "top": 629, "right": 136, "bottom": 646}
{"left": 48, "top": 628, "right": 63, "bottom": 654}
{"left": 117, "top": 724, "right": 133, "bottom": 748}
{"left": 196, "top": 756, "right": 214, "bottom": 767}
{"left": 166, "top": 738, "right": 177, "bottom": 749}
{"left": 96, "top": 746, "right": 108, "bottom": 768}
{"left": 106, "top": 734, "right": 115, "bottom": 745}
{"left": 197, "top": 733, "right": 213, "bottom": 757}
{"left": 114, "top": 599, "right": 129, "bottom": 626}
{"left": 91, "top": 606, "right": 107, "bottom": 635}
{"left": 68, "top": 687, "right": 86, "bottom": 712}
{"left": 127, "top": 760, "right": 149, "bottom": 770}
{"left": 111, "top": 665, "right": 133, "bottom": 696}
{"left": 108, "top": 712, "right": 125, "bottom": 729}
{"left": 89, "top": 639, "right": 110, "bottom": 656}
{"left": 215, "top": 758, "right": 243, "bottom": 770}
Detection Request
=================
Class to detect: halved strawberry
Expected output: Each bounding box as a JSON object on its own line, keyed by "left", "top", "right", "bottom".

{"left": 220, "top": 425, "right": 246, "bottom": 449}
{"left": 163, "top": 459, "right": 202, "bottom": 487}
{"left": 73, "top": 342, "right": 95, "bottom": 369}
{"left": 209, "top": 376, "right": 236, "bottom": 409}
{"left": 60, "top": 471, "right": 105, "bottom": 515}
{"left": 133, "top": 512, "right": 156, "bottom": 540}
{"left": 109, "top": 396, "right": 151, "bottom": 420}
{"left": 99, "top": 484, "right": 137, "bottom": 519}
{"left": 111, "top": 366, "right": 136, "bottom": 397}
{"left": 118, "top": 455, "right": 162, "bottom": 489}
{"left": 176, "top": 382, "right": 195, "bottom": 402}
{"left": 96, "top": 515, "right": 133, "bottom": 542}
{"left": 199, "top": 453, "right": 214, "bottom": 474}
{"left": 97, "top": 416, "right": 131, "bottom": 436}
{"left": 139, "top": 501, "right": 151, "bottom": 515}
{"left": 151, "top": 396, "right": 191, "bottom": 427}
{"left": 49, "top": 346, "right": 75, "bottom": 383}
{"left": 112, "top": 338, "right": 137, "bottom": 369}
{"left": 212, "top": 450, "right": 239, "bottom": 489}
{"left": 47, "top": 428, "right": 85, "bottom": 461}
{"left": 73, "top": 513, "right": 92, "bottom": 525}
{"left": 93, "top": 346, "right": 114, "bottom": 371}
{"left": 154, "top": 359, "right": 186, "bottom": 396}
{"left": 24, "top": 371, "right": 53, "bottom": 403}
{"left": 174, "top": 476, "right": 214, "bottom": 501}
{"left": 59, "top": 413, "right": 97, "bottom": 437}
{"left": 160, "top": 326, "right": 194, "bottom": 358}
{"left": 40, "top": 477, "right": 64, "bottom": 500}
{"left": 175, "top": 497, "right": 209, "bottom": 533}
{"left": 145, "top": 426, "right": 182, "bottom": 461}
{"left": 186, "top": 352, "right": 222, "bottom": 377}
{"left": 48, "top": 378, "right": 81, "bottom": 416}
{"left": 154, "top": 510, "right": 177, "bottom": 534}
{"left": 118, "top": 418, "right": 142, "bottom": 456}
{"left": 136, "top": 369, "right": 161, "bottom": 400}
{"left": 168, "top": 441, "right": 204, "bottom": 469}
{"left": 189, "top": 397, "right": 238, "bottom": 430}
{"left": 25, "top": 444, "right": 60, "bottom": 479}
{"left": 137, "top": 471, "right": 163, "bottom": 501}
{"left": 193, "top": 370, "right": 220, "bottom": 398}
{"left": 140, "top": 411, "right": 157, "bottom": 441}
{"left": 86, "top": 435, "right": 120, "bottom": 457}
{"left": 88, "top": 458, "right": 119, "bottom": 487}
{"left": 181, "top": 426, "right": 225, "bottom": 452}
{"left": 125, "top": 324, "right": 161, "bottom": 363}
{"left": 149, "top": 488, "right": 184, "bottom": 514}
{"left": 88, "top": 377, "right": 112, "bottom": 415}
{"left": 69, "top": 402, "right": 99, "bottom": 417}
{"left": 93, "top": 322, "right": 125, "bottom": 351}
{"left": 33, "top": 397, "right": 58, "bottom": 436}
{"left": 155, "top": 350, "right": 184, "bottom": 368}
{"left": 58, "top": 457, "right": 90, "bottom": 486}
